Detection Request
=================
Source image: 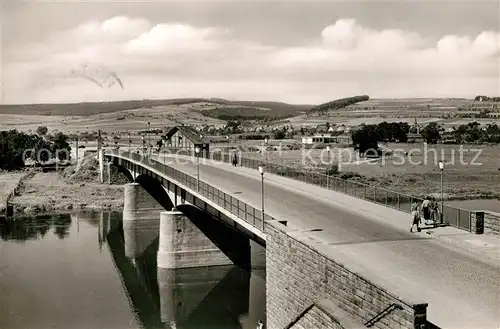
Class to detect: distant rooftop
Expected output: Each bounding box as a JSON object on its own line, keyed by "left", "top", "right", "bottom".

{"left": 164, "top": 125, "right": 208, "bottom": 144}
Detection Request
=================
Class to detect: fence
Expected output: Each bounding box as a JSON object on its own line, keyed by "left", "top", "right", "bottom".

{"left": 109, "top": 150, "right": 273, "bottom": 233}
{"left": 156, "top": 148, "right": 473, "bottom": 232}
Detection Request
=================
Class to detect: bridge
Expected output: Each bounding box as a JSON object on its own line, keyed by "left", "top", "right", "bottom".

{"left": 104, "top": 150, "right": 500, "bottom": 329}
{"left": 96, "top": 211, "right": 265, "bottom": 329}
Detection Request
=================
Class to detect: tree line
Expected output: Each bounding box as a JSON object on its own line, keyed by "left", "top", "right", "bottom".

{"left": 309, "top": 95, "right": 370, "bottom": 113}
{"left": 351, "top": 121, "right": 500, "bottom": 155}
{"left": 0, "top": 127, "right": 71, "bottom": 170}
{"left": 474, "top": 95, "right": 500, "bottom": 102}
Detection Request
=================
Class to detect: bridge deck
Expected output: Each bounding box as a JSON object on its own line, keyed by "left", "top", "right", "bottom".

{"left": 155, "top": 154, "right": 500, "bottom": 329}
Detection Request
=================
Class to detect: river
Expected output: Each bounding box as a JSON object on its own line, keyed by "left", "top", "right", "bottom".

{"left": 0, "top": 211, "right": 266, "bottom": 329}
{"left": 445, "top": 198, "right": 500, "bottom": 213}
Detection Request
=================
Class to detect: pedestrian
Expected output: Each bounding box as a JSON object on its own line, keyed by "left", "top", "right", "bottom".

{"left": 421, "top": 196, "right": 431, "bottom": 225}
{"left": 232, "top": 153, "right": 237, "bottom": 167}
{"left": 410, "top": 201, "right": 421, "bottom": 233}
{"left": 431, "top": 197, "right": 440, "bottom": 225}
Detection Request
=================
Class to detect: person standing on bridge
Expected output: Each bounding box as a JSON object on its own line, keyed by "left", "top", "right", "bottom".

{"left": 232, "top": 153, "right": 238, "bottom": 167}
{"left": 410, "top": 201, "right": 421, "bottom": 233}
{"left": 421, "top": 196, "right": 431, "bottom": 225}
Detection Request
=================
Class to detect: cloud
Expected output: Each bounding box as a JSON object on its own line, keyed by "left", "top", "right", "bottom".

{"left": 3, "top": 17, "right": 499, "bottom": 104}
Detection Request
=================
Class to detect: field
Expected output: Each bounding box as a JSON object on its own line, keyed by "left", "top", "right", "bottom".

{"left": 0, "top": 99, "right": 314, "bottom": 134}
{"left": 237, "top": 141, "right": 500, "bottom": 200}
{"left": 283, "top": 98, "right": 499, "bottom": 128}
{"left": 0, "top": 104, "right": 225, "bottom": 134}
{"left": 2, "top": 97, "right": 498, "bottom": 201}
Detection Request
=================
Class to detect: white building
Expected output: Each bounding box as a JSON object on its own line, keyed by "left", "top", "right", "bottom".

{"left": 301, "top": 134, "right": 352, "bottom": 145}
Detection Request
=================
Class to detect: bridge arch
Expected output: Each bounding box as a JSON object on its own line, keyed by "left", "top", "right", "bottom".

{"left": 134, "top": 174, "right": 175, "bottom": 211}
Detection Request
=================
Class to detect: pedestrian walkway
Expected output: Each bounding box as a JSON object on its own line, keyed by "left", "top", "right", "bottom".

{"left": 163, "top": 154, "right": 500, "bottom": 265}
{"left": 151, "top": 153, "right": 500, "bottom": 328}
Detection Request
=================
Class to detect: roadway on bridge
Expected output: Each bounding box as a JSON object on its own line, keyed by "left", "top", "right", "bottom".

{"left": 154, "top": 155, "right": 499, "bottom": 329}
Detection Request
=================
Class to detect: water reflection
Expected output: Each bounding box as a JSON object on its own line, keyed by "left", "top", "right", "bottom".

{"left": 0, "top": 214, "right": 71, "bottom": 241}
{"left": 106, "top": 209, "right": 266, "bottom": 329}
{"left": 0, "top": 210, "right": 266, "bottom": 329}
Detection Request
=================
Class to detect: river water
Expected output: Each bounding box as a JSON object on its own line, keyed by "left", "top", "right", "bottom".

{"left": 0, "top": 211, "right": 266, "bottom": 329}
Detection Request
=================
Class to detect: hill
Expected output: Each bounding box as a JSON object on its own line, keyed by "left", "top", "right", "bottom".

{"left": 0, "top": 98, "right": 209, "bottom": 116}
{"left": 0, "top": 98, "right": 314, "bottom": 118}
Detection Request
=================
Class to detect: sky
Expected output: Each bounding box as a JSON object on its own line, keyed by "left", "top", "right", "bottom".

{"left": 1, "top": 0, "right": 499, "bottom": 104}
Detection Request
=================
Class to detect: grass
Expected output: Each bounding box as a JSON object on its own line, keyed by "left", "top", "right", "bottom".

{"left": 238, "top": 141, "right": 500, "bottom": 200}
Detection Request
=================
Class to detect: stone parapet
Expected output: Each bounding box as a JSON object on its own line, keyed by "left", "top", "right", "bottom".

{"left": 266, "top": 222, "right": 428, "bottom": 329}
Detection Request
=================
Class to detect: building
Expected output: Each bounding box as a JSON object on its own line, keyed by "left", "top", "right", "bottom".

{"left": 407, "top": 133, "right": 425, "bottom": 143}
{"left": 301, "top": 134, "right": 352, "bottom": 145}
{"left": 164, "top": 125, "right": 210, "bottom": 156}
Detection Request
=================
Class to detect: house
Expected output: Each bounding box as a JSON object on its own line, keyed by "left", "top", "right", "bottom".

{"left": 407, "top": 133, "right": 425, "bottom": 143}
{"left": 163, "top": 125, "right": 210, "bottom": 157}
{"left": 302, "top": 134, "right": 345, "bottom": 144}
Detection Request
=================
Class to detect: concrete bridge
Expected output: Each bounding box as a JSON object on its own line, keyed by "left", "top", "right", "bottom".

{"left": 98, "top": 210, "right": 265, "bottom": 328}
{"left": 104, "top": 150, "right": 500, "bottom": 329}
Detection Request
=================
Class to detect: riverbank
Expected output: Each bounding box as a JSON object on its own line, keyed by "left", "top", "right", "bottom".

{"left": 9, "top": 172, "right": 124, "bottom": 215}
{"left": 0, "top": 171, "right": 28, "bottom": 215}
{"left": 3, "top": 156, "right": 128, "bottom": 216}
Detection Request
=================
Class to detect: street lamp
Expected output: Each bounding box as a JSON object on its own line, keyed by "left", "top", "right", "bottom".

{"left": 326, "top": 145, "right": 331, "bottom": 189}
{"left": 258, "top": 164, "right": 265, "bottom": 230}
{"left": 162, "top": 135, "right": 167, "bottom": 161}
{"left": 439, "top": 160, "right": 444, "bottom": 224}
{"left": 195, "top": 146, "right": 201, "bottom": 191}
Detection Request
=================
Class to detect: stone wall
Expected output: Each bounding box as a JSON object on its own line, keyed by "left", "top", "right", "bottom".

{"left": 266, "top": 222, "right": 428, "bottom": 329}
{"left": 484, "top": 211, "right": 500, "bottom": 237}
{"left": 288, "top": 299, "right": 365, "bottom": 329}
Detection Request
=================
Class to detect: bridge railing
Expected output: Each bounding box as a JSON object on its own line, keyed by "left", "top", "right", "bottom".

{"left": 157, "top": 148, "right": 472, "bottom": 232}
{"left": 109, "top": 150, "right": 272, "bottom": 232}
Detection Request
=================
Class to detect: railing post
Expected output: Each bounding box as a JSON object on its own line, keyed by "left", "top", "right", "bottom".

{"left": 397, "top": 193, "right": 400, "bottom": 209}
{"left": 327, "top": 175, "right": 329, "bottom": 189}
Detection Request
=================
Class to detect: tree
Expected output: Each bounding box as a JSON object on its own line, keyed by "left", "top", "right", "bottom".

{"left": 36, "top": 126, "right": 48, "bottom": 136}
{"left": 273, "top": 130, "right": 286, "bottom": 140}
{"left": 51, "top": 132, "right": 71, "bottom": 161}
{"left": 420, "top": 122, "right": 441, "bottom": 144}
{"left": 351, "top": 124, "right": 381, "bottom": 156}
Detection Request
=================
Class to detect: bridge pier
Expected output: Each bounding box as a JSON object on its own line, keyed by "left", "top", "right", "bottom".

{"left": 158, "top": 266, "right": 249, "bottom": 326}
{"left": 157, "top": 210, "right": 234, "bottom": 269}
{"left": 123, "top": 182, "right": 164, "bottom": 258}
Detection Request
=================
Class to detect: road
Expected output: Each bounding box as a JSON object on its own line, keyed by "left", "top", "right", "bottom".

{"left": 156, "top": 155, "right": 500, "bottom": 329}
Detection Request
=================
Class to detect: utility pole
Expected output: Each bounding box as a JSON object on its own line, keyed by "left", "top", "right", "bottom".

{"left": 439, "top": 161, "right": 444, "bottom": 224}
{"left": 75, "top": 134, "right": 79, "bottom": 164}
{"left": 98, "top": 129, "right": 104, "bottom": 183}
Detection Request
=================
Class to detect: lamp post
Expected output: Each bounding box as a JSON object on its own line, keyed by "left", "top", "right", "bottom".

{"left": 326, "top": 145, "right": 331, "bottom": 189}
{"left": 199, "top": 134, "right": 204, "bottom": 158}
{"left": 195, "top": 146, "right": 201, "bottom": 191}
{"left": 439, "top": 160, "right": 444, "bottom": 224}
{"left": 258, "top": 165, "right": 265, "bottom": 230}
{"left": 162, "top": 135, "right": 167, "bottom": 162}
